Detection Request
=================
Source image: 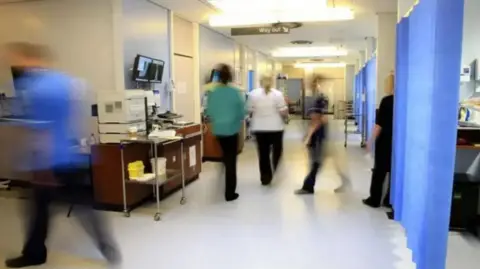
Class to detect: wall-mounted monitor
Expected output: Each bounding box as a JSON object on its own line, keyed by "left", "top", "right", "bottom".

{"left": 132, "top": 55, "right": 153, "bottom": 82}
{"left": 470, "top": 59, "right": 477, "bottom": 81}
{"left": 148, "top": 59, "right": 165, "bottom": 83}
{"left": 209, "top": 69, "right": 220, "bottom": 83}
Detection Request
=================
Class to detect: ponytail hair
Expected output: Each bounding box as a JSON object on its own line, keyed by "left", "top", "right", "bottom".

{"left": 260, "top": 74, "right": 273, "bottom": 94}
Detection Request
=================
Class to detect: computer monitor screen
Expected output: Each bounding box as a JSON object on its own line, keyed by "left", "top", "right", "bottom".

{"left": 10, "top": 66, "right": 27, "bottom": 92}
{"left": 148, "top": 59, "right": 165, "bottom": 83}
{"left": 210, "top": 69, "right": 220, "bottom": 83}
{"left": 133, "top": 55, "right": 153, "bottom": 82}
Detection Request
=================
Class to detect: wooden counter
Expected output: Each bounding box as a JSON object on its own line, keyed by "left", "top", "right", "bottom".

{"left": 202, "top": 121, "right": 245, "bottom": 162}
{"left": 91, "top": 124, "right": 202, "bottom": 210}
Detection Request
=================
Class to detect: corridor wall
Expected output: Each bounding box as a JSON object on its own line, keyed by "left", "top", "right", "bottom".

{"left": 122, "top": 0, "right": 170, "bottom": 109}
{"left": 390, "top": 0, "right": 465, "bottom": 268}
{"left": 0, "top": 0, "right": 117, "bottom": 137}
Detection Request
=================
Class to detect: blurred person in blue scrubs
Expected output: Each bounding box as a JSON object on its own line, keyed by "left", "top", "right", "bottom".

{"left": 2, "top": 42, "right": 120, "bottom": 268}
{"left": 295, "top": 76, "right": 351, "bottom": 195}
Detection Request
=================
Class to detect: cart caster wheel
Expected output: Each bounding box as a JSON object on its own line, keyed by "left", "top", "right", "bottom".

{"left": 180, "top": 198, "right": 187, "bottom": 205}
{"left": 344, "top": 144, "right": 347, "bottom": 148}
{"left": 124, "top": 212, "right": 130, "bottom": 218}
{"left": 154, "top": 213, "right": 161, "bottom": 221}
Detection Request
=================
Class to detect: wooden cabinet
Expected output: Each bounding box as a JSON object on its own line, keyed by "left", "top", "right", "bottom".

{"left": 202, "top": 121, "right": 245, "bottom": 161}
{"left": 90, "top": 124, "right": 202, "bottom": 210}
{"left": 91, "top": 143, "right": 152, "bottom": 208}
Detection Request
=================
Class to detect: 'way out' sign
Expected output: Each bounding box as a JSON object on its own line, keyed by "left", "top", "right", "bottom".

{"left": 231, "top": 26, "right": 290, "bottom": 36}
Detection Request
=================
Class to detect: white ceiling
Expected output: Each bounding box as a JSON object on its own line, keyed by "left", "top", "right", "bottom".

{"left": 152, "top": 0, "right": 397, "bottom": 63}
{"left": 0, "top": 0, "right": 42, "bottom": 4}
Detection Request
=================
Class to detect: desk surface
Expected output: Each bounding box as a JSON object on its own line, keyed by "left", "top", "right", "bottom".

{"left": 457, "top": 145, "right": 480, "bottom": 150}
{"left": 71, "top": 146, "right": 91, "bottom": 155}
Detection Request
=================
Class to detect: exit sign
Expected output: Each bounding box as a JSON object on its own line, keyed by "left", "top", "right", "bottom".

{"left": 231, "top": 26, "right": 290, "bottom": 36}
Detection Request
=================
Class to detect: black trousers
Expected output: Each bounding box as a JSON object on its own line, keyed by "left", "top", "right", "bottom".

{"left": 22, "top": 166, "right": 112, "bottom": 261}
{"left": 254, "top": 131, "right": 284, "bottom": 184}
{"left": 217, "top": 134, "right": 239, "bottom": 199}
{"left": 368, "top": 146, "right": 392, "bottom": 206}
{"left": 302, "top": 144, "right": 323, "bottom": 192}
{"left": 368, "top": 168, "right": 391, "bottom": 207}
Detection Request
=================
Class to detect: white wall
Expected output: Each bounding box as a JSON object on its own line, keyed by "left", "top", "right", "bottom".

{"left": 173, "top": 16, "right": 194, "bottom": 57}
{"left": 313, "top": 67, "right": 346, "bottom": 109}
{"left": 0, "top": 0, "right": 116, "bottom": 137}
{"left": 256, "top": 52, "right": 269, "bottom": 75}
{"left": 122, "top": 0, "right": 171, "bottom": 109}
{"left": 171, "top": 15, "right": 200, "bottom": 123}
{"left": 460, "top": 0, "right": 480, "bottom": 100}
{"left": 345, "top": 64, "right": 355, "bottom": 101}
{"left": 398, "top": 0, "right": 416, "bottom": 20}
{"left": 198, "top": 26, "right": 235, "bottom": 87}
{"left": 376, "top": 13, "right": 397, "bottom": 106}
{"left": 0, "top": 0, "right": 116, "bottom": 97}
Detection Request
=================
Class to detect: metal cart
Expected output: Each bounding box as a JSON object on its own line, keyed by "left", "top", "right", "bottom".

{"left": 340, "top": 101, "right": 363, "bottom": 148}
{"left": 120, "top": 136, "right": 186, "bottom": 221}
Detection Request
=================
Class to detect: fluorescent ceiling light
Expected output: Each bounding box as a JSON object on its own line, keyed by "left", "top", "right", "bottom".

{"left": 272, "top": 47, "right": 348, "bottom": 58}
{"left": 209, "top": 8, "right": 354, "bottom": 27}
{"left": 294, "top": 62, "right": 346, "bottom": 68}
{"left": 208, "top": 0, "right": 328, "bottom": 12}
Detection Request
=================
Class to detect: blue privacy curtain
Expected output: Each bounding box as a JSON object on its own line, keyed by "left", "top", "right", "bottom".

{"left": 358, "top": 68, "right": 366, "bottom": 134}
{"left": 391, "top": 17, "right": 410, "bottom": 223}
{"left": 365, "top": 57, "right": 377, "bottom": 140}
{"left": 391, "top": 0, "right": 464, "bottom": 268}
{"left": 248, "top": 70, "right": 255, "bottom": 92}
{"left": 355, "top": 74, "right": 361, "bottom": 126}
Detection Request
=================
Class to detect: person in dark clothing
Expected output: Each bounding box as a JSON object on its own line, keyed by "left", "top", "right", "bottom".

{"left": 294, "top": 94, "right": 328, "bottom": 194}
{"left": 363, "top": 93, "right": 394, "bottom": 208}
{"left": 3, "top": 42, "right": 120, "bottom": 268}
{"left": 295, "top": 75, "right": 351, "bottom": 195}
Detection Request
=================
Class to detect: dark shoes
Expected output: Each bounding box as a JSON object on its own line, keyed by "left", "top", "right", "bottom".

{"left": 100, "top": 243, "right": 122, "bottom": 265}
{"left": 6, "top": 245, "right": 121, "bottom": 268}
{"left": 225, "top": 193, "right": 239, "bottom": 202}
{"left": 261, "top": 175, "right": 272, "bottom": 186}
{"left": 5, "top": 256, "right": 46, "bottom": 268}
{"left": 383, "top": 202, "right": 393, "bottom": 209}
{"left": 362, "top": 198, "right": 380, "bottom": 208}
{"left": 362, "top": 197, "right": 393, "bottom": 209}
{"left": 294, "top": 188, "right": 314, "bottom": 195}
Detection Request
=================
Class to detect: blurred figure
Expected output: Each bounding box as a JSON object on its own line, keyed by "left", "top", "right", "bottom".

{"left": 206, "top": 64, "right": 245, "bottom": 202}
{"left": 2, "top": 42, "right": 120, "bottom": 268}
{"left": 248, "top": 75, "right": 288, "bottom": 185}
{"left": 295, "top": 76, "right": 350, "bottom": 195}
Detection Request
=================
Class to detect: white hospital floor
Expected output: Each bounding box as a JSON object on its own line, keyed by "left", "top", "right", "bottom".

{"left": 0, "top": 120, "right": 479, "bottom": 269}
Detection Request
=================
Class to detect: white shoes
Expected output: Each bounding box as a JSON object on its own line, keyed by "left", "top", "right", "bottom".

{"left": 334, "top": 175, "right": 352, "bottom": 193}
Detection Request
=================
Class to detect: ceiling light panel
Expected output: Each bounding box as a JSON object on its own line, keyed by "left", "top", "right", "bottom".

{"left": 294, "top": 62, "right": 346, "bottom": 68}
{"left": 209, "top": 8, "right": 354, "bottom": 27}
{"left": 272, "top": 47, "right": 348, "bottom": 58}
{"left": 208, "top": 0, "right": 328, "bottom": 12}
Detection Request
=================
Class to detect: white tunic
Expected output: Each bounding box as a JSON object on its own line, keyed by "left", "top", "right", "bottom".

{"left": 247, "top": 88, "right": 287, "bottom": 132}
